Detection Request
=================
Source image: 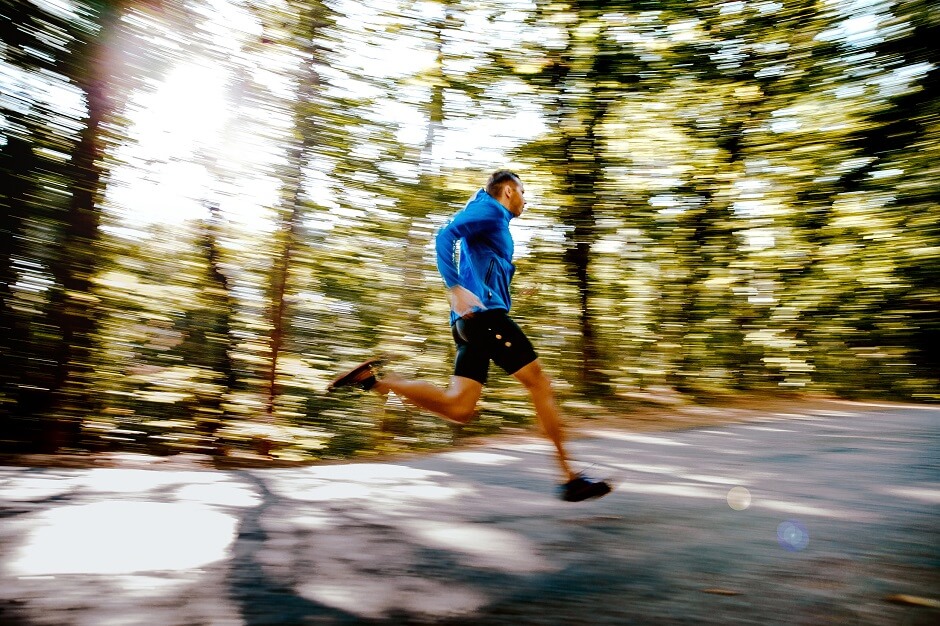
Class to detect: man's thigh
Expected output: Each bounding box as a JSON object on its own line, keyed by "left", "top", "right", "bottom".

{"left": 452, "top": 322, "right": 490, "bottom": 384}
{"left": 455, "top": 310, "right": 537, "bottom": 378}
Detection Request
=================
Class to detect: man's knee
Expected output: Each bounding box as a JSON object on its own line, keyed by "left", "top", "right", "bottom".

{"left": 516, "top": 360, "right": 553, "bottom": 394}
{"left": 448, "top": 406, "right": 477, "bottom": 424}
{"left": 443, "top": 382, "right": 481, "bottom": 424}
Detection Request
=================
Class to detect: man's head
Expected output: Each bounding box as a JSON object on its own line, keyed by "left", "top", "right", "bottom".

{"left": 485, "top": 170, "right": 525, "bottom": 217}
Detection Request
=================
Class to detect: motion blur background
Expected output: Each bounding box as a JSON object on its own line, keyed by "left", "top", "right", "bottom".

{"left": 1, "top": 0, "right": 937, "bottom": 460}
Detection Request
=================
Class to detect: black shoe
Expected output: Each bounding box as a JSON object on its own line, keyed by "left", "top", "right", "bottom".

{"left": 327, "top": 358, "right": 381, "bottom": 393}
{"left": 560, "top": 475, "right": 612, "bottom": 502}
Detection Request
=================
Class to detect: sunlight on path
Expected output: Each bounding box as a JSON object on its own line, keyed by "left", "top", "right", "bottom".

{"left": 9, "top": 501, "right": 238, "bottom": 576}
{"left": 407, "top": 519, "right": 554, "bottom": 573}
{"left": 255, "top": 462, "right": 556, "bottom": 619}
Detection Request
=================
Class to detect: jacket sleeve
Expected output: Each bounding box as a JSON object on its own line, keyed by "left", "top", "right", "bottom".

{"left": 435, "top": 204, "right": 495, "bottom": 288}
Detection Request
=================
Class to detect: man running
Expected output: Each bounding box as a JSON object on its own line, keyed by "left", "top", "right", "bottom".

{"left": 329, "top": 170, "right": 611, "bottom": 502}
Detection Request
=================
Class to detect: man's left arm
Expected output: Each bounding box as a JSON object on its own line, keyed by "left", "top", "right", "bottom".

{"left": 435, "top": 206, "right": 494, "bottom": 316}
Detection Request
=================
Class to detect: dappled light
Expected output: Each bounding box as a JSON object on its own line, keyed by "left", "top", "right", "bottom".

{"left": 175, "top": 481, "right": 261, "bottom": 507}
{"left": 582, "top": 431, "right": 690, "bottom": 446}
{"left": 876, "top": 486, "right": 940, "bottom": 504}
{"left": 0, "top": 472, "right": 76, "bottom": 501}
{"left": 407, "top": 519, "right": 554, "bottom": 573}
{"left": 76, "top": 468, "right": 227, "bottom": 493}
{"left": 613, "top": 482, "right": 721, "bottom": 500}
{"left": 756, "top": 498, "right": 875, "bottom": 521}
{"left": 681, "top": 473, "right": 742, "bottom": 485}
{"left": 9, "top": 501, "right": 238, "bottom": 576}
{"left": 298, "top": 576, "right": 487, "bottom": 620}
{"left": 262, "top": 463, "right": 468, "bottom": 506}
{"left": 438, "top": 450, "right": 523, "bottom": 466}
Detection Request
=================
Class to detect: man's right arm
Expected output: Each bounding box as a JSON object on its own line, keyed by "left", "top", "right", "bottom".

{"left": 447, "top": 285, "right": 484, "bottom": 318}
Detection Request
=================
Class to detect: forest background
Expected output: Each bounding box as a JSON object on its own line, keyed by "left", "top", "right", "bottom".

{"left": 2, "top": 0, "right": 937, "bottom": 461}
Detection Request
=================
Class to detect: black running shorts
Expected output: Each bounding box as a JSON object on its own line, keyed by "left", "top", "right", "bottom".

{"left": 451, "top": 310, "right": 538, "bottom": 385}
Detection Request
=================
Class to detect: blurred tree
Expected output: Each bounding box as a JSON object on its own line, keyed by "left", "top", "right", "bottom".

{"left": 262, "top": 0, "right": 335, "bottom": 421}
{"left": 391, "top": 0, "right": 453, "bottom": 344}
{"left": 0, "top": 0, "right": 134, "bottom": 449}
{"left": 372, "top": 0, "right": 500, "bottom": 434}
{"left": 0, "top": 0, "right": 52, "bottom": 445}
{"left": 45, "top": 0, "right": 132, "bottom": 449}
{"left": 191, "top": 202, "right": 237, "bottom": 436}
{"left": 503, "top": 0, "right": 658, "bottom": 396}
{"left": 656, "top": 1, "right": 843, "bottom": 393}
{"left": 494, "top": 6, "right": 657, "bottom": 400}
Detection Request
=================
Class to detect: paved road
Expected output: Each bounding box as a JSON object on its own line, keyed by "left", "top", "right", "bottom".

{"left": 0, "top": 403, "right": 937, "bottom": 625}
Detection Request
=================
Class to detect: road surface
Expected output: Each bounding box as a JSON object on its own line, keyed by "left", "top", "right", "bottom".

{"left": 1, "top": 402, "right": 937, "bottom": 625}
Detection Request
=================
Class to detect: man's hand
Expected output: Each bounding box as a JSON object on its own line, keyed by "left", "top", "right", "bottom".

{"left": 448, "top": 285, "right": 485, "bottom": 318}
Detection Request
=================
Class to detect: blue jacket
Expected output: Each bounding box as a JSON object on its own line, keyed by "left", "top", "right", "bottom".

{"left": 436, "top": 188, "right": 516, "bottom": 323}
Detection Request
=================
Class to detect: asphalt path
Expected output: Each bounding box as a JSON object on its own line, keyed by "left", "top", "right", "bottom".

{"left": 0, "top": 403, "right": 937, "bottom": 625}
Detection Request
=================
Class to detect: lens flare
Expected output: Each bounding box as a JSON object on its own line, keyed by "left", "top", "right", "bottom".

{"left": 726, "top": 486, "right": 751, "bottom": 511}
{"left": 777, "top": 520, "right": 809, "bottom": 551}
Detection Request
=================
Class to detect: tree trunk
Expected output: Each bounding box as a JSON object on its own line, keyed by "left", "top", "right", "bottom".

{"left": 560, "top": 103, "right": 610, "bottom": 395}
{"left": 204, "top": 204, "right": 238, "bottom": 394}
{"left": 0, "top": 134, "right": 38, "bottom": 449}
{"left": 46, "top": 0, "right": 128, "bottom": 450}
{"left": 265, "top": 7, "right": 324, "bottom": 418}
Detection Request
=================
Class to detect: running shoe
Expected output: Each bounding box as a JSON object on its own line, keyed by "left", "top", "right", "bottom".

{"left": 560, "top": 474, "right": 612, "bottom": 502}
{"left": 327, "top": 358, "right": 381, "bottom": 392}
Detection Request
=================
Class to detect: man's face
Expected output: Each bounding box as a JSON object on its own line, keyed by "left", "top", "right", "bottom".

{"left": 505, "top": 180, "right": 526, "bottom": 217}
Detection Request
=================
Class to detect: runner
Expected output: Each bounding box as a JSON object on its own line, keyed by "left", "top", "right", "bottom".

{"left": 329, "top": 170, "right": 611, "bottom": 502}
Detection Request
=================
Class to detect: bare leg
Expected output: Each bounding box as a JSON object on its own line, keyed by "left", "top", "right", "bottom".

{"left": 373, "top": 374, "right": 483, "bottom": 425}
{"left": 373, "top": 360, "right": 575, "bottom": 483}
{"left": 512, "top": 359, "right": 576, "bottom": 482}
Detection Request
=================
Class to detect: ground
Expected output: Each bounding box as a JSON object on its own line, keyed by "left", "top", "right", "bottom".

{"left": 0, "top": 397, "right": 937, "bottom": 625}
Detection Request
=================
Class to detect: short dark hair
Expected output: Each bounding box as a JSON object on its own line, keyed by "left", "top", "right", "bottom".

{"left": 485, "top": 170, "right": 521, "bottom": 197}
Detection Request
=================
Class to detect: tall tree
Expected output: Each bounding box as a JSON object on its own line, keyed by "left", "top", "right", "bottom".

{"left": 0, "top": 0, "right": 56, "bottom": 442}
{"left": 380, "top": 0, "right": 483, "bottom": 371}
{"left": 261, "top": 0, "right": 337, "bottom": 419}
{"left": 44, "top": 0, "right": 132, "bottom": 448}
{"left": 505, "top": 1, "right": 652, "bottom": 394}
{"left": 0, "top": 0, "right": 135, "bottom": 448}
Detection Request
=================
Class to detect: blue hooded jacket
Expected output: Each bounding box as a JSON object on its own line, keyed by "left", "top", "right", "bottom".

{"left": 436, "top": 188, "right": 516, "bottom": 324}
